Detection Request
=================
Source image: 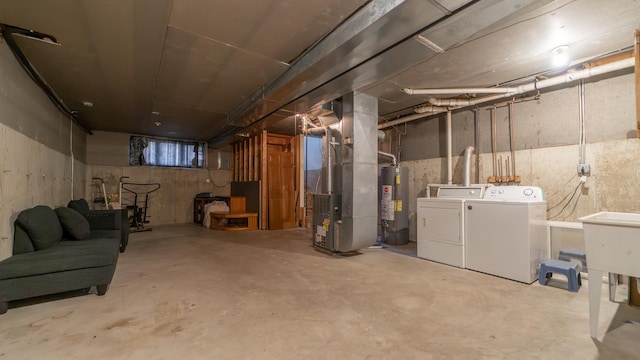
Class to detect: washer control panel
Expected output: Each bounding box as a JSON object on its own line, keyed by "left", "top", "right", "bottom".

{"left": 482, "top": 186, "right": 545, "bottom": 201}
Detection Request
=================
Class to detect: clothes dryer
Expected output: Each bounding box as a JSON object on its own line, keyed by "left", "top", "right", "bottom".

{"left": 416, "top": 186, "right": 485, "bottom": 268}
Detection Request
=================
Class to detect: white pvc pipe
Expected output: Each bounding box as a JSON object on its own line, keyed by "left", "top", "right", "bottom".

{"left": 463, "top": 145, "right": 474, "bottom": 187}
{"left": 446, "top": 111, "right": 452, "bottom": 185}
{"left": 394, "top": 57, "right": 635, "bottom": 131}
{"left": 378, "top": 113, "right": 430, "bottom": 129}
{"left": 378, "top": 105, "right": 449, "bottom": 129}
{"left": 378, "top": 151, "right": 397, "bottom": 166}
{"left": 426, "top": 57, "right": 634, "bottom": 107}
{"left": 413, "top": 104, "right": 450, "bottom": 113}
{"left": 404, "top": 87, "right": 516, "bottom": 95}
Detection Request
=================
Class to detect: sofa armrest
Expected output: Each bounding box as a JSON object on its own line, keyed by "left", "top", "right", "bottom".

{"left": 86, "top": 209, "right": 129, "bottom": 253}
{"left": 86, "top": 209, "right": 124, "bottom": 230}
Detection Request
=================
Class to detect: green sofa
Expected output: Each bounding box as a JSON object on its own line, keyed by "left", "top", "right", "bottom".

{"left": 0, "top": 204, "right": 121, "bottom": 314}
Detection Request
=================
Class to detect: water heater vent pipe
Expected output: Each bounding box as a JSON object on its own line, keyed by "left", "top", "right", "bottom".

{"left": 378, "top": 151, "right": 397, "bottom": 166}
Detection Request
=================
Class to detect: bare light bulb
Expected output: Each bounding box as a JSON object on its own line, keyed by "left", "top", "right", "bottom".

{"left": 551, "top": 45, "right": 570, "bottom": 68}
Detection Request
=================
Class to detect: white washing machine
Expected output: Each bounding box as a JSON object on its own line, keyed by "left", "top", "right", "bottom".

{"left": 417, "top": 186, "right": 485, "bottom": 268}
{"left": 464, "top": 186, "right": 547, "bottom": 283}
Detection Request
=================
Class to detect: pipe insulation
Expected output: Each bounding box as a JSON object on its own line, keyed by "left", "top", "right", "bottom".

{"left": 413, "top": 105, "right": 451, "bottom": 113}
{"left": 463, "top": 145, "right": 474, "bottom": 187}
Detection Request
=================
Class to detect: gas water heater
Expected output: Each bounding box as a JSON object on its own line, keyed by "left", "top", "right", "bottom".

{"left": 380, "top": 165, "right": 409, "bottom": 245}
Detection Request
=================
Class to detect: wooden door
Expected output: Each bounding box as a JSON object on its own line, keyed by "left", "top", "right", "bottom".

{"left": 268, "top": 150, "right": 295, "bottom": 229}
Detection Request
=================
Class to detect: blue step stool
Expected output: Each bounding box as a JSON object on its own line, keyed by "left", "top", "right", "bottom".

{"left": 539, "top": 259, "right": 582, "bottom": 292}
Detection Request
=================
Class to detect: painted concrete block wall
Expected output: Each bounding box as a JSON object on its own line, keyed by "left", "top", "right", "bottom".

{"left": 0, "top": 42, "right": 87, "bottom": 260}
{"left": 397, "top": 72, "right": 639, "bottom": 242}
{"left": 87, "top": 131, "right": 231, "bottom": 225}
{"left": 0, "top": 41, "right": 87, "bottom": 163}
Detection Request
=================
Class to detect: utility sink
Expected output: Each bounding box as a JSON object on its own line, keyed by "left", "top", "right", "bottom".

{"left": 578, "top": 211, "right": 640, "bottom": 338}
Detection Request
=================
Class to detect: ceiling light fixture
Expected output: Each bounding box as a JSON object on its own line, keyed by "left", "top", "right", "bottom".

{"left": 154, "top": 121, "right": 161, "bottom": 127}
{"left": 12, "top": 31, "right": 61, "bottom": 46}
{"left": 82, "top": 101, "right": 93, "bottom": 107}
{"left": 551, "top": 45, "right": 570, "bottom": 68}
{"left": 414, "top": 34, "right": 445, "bottom": 53}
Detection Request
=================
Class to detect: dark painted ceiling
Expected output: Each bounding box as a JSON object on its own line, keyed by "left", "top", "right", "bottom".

{"left": 0, "top": 0, "right": 638, "bottom": 146}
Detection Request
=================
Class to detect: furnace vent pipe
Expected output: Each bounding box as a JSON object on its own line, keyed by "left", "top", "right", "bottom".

{"left": 463, "top": 145, "right": 474, "bottom": 187}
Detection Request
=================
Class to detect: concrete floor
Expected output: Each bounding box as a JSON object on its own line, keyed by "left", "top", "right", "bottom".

{"left": 1, "top": 225, "right": 639, "bottom": 359}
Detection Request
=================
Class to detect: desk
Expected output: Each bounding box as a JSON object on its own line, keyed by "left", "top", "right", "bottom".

{"left": 193, "top": 196, "right": 229, "bottom": 224}
{"left": 579, "top": 212, "right": 640, "bottom": 338}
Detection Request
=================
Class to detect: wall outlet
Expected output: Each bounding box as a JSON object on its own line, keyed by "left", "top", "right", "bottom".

{"left": 577, "top": 163, "right": 591, "bottom": 176}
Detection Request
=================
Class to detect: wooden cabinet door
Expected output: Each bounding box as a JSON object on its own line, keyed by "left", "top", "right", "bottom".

{"left": 268, "top": 151, "right": 295, "bottom": 229}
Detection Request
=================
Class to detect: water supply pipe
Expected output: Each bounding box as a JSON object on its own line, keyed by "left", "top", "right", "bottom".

{"left": 463, "top": 145, "right": 474, "bottom": 187}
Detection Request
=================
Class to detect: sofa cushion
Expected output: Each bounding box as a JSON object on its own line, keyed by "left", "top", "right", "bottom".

{"left": 15, "top": 206, "right": 63, "bottom": 251}
{"left": 55, "top": 207, "right": 91, "bottom": 240}
{"left": 13, "top": 224, "right": 35, "bottom": 254}
{"left": 67, "top": 199, "right": 91, "bottom": 216}
{"left": 86, "top": 229, "right": 120, "bottom": 240}
{"left": 0, "top": 237, "right": 119, "bottom": 281}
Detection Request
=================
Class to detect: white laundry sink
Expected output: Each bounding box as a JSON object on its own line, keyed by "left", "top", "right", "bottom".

{"left": 578, "top": 211, "right": 640, "bottom": 338}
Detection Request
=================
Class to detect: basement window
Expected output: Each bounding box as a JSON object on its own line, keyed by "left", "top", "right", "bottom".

{"left": 129, "top": 136, "right": 206, "bottom": 168}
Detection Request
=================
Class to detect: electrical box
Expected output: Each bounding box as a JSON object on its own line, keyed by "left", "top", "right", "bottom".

{"left": 577, "top": 163, "right": 591, "bottom": 176}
